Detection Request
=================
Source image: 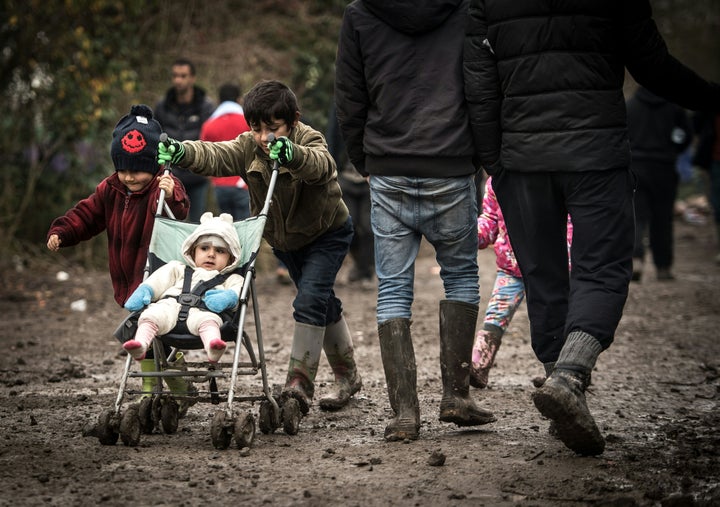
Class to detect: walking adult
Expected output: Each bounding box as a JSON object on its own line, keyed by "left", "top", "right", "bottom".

{"left": 627, "top": 86, "right": 692, "bottom": 282}
{"left": 464, "top": 0, "right": 720, "bottom": 455}
{"left": 336, "top": 0, "right": 496, "bottom": 442}
{"left": 200, "top": 83, "right": 251, "bottom": 220}
{"left": 155, "top": 57, "right": 215, "bottom": 222}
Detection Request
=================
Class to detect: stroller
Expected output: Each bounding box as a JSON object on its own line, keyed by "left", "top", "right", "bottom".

{"left": 90, "top": 158, "right": 299, "bottom": 449}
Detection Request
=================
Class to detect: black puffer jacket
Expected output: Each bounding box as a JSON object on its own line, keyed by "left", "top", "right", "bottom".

{"left": 464, "top": 0, "right": 720, "bottom": 174}
{"left": 335, "top": 0, "right": 475, "bottom": 178}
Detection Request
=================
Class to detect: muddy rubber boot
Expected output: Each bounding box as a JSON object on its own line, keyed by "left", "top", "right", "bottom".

{"left": 378, "top": 318, "right": 420, "bottom": 441}
{"left": 319, "top": 315, "right": 363, "bottom": 411}
{"left": 439, "top": 300, "right": 496, "bottom": 426}
{"left": 532, "top": 331, "right": 605, "bottom": 455}
{"left": 470, "top": 323, "right": 504, "bottom": 389}
{"left": 282, "top": 322, "right": 325, "bottom": 415}
{"left": 163, "top": 352, "right": 198, "bottom": 418}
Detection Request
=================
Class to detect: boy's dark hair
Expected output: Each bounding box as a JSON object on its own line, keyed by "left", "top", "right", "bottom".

{"left": 219, "top": 83, "right": 240, "bottom": 103}
{"left": 243, "top": 80, "right": 299, "bottom": 129}
{"left": 172, "top": 57, "right": 196, "bottom": 76}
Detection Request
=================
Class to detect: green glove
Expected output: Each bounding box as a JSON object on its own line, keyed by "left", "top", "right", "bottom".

{"left": 157, "top": 137, "right": 185, "bottom": 166}
{"left": 269, "top": 136, "right": 294, "bottom": 165}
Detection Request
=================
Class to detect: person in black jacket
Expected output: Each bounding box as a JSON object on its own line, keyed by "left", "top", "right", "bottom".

{"left": 155, "top": 58, "right": 215, "bottom": 222}
{"left": 336, "top": 0, "right": 496, "bottom": 442}
{"left": 464, "top": 0, "right": 720, "bottom": 455}
{"left": 627, "top": 87, "right": 692, "bottom": 282}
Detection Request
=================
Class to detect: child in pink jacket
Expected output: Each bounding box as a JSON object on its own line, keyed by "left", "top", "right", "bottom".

{"left": 471, "top": 177, "right": 572, "bottom": 388}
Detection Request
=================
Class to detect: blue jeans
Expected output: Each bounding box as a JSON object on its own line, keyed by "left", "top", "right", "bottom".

{"left": 273, "top": 217, "right": 354, "bottom": 326}
{"left": 215, "top": 186, "right": 251, "bottom": 221}
{"left": 370, "top": 175, "right": 480, "bottom": 323}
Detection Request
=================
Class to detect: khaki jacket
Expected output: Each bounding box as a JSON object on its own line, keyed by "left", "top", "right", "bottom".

{"left": 181, "top": 122, "right": 349, "bottom": 251}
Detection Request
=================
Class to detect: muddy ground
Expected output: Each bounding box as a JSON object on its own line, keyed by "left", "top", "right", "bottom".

{"left": 1, "top": 216, "right": 719, "bottom": 507}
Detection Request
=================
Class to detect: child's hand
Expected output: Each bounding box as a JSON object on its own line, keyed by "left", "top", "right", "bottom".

{"left": 157, "top": 174, "right": 175, "bottom": 200}
{"left": 203, "top": 289, "right": 238, "bottom": 313}
{"left": 157, "top": 137, "right": 185, "bottom": 166}
{"left": 124, "top": 284, "right": 153, "bottom": 311}
{"left": 47, "top": 234, "right": 61, "bottom": 251}
{"left": 269, "top": 136, "right": 294, "bottom": 165}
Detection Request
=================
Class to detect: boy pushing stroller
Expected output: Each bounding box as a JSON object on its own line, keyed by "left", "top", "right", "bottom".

{"left": 157, "top": 80, "right": 363, "bottom": 421}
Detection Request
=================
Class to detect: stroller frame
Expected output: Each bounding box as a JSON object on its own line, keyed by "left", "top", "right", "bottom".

{"left": 92, "top": 160, "right": 292, "bottom": 449}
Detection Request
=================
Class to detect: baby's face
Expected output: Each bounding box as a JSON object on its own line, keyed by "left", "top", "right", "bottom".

{"left": 193, "top": 243, "right": 231, "bottom": 271}
{"left": 251, "top": 117, "right": 293, "bottom": 155}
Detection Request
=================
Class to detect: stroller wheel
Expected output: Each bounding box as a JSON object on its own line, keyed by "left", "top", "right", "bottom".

{"left": 258, "top": 400, "right": 278, "bottom": 434}
{"left": 160, "top": 399, "right": 179, "bottom": 434}
{"left": 119, "top": 405, "right": 141, "bottom": 447}
{"left": 96, "top": 408, "right": 119, "bottom": 446}
{"left": 234, "top": 411, "right": 256, "bottom": 449}
{"left": 210, "top": 410, "right": 232, "bottom": 450}
{"left": 138, "top": 397, "right": 155, "bottom": 434}
{"left": 281, "top": 398, "right": 302, "bottom": 436}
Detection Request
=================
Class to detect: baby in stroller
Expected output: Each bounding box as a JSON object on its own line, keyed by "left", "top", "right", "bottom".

{"left": 123, "top": 212, "right": 244, "bottom": 363}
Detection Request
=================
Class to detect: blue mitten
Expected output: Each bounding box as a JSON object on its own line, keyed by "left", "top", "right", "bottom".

{"left": 203, "top": 289, "right": 238, "bottom": 313}
{"left": 124, "top": 284, "right": 154, "bottom": 311}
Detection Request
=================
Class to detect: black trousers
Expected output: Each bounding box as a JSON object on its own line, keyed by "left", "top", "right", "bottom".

{"left": 631, "top": 161, "right": 678, "bottom": 270}
{"left": 339, "top": 175, "right": 374, "bottom": 277}
{"left": 492, "top": 168, "right": 634, "bottom": 363}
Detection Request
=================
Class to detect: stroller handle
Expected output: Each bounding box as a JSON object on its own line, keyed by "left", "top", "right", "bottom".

{"left": 156, "top": 133, "right": 176, "bottom": 219}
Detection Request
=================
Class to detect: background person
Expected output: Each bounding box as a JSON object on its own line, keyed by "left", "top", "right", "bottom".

{"left": 200, "top": 83, "right": 251, "bottom": 221}
{"left": 155, "top": 57, "right": 215, "bottom": 222}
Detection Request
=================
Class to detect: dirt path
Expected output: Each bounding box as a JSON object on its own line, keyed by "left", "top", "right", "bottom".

{"left": 1, "top": 218, "right": 719, "bottom": 506}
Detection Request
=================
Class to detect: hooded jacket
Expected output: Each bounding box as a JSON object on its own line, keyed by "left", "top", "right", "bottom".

{"left": 464, "top": 0, "right": 720, "bottom": 175}
{"left": 335, "top": 0, "right": 476, "bottom": 178}
{"left": 140, "top": 212, "right": 245, "bottom": 306}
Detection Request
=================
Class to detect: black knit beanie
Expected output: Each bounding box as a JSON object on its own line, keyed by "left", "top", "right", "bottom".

{"left": 111, "top": 104, "right": 162, "bottom": 174}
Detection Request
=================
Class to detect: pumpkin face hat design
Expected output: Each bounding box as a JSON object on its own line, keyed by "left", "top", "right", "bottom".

{"left": 110, "top": 104, "right": 163, "bottom": 174}
{"left": 121, "top": 129, "right": 147, "bottom": 154}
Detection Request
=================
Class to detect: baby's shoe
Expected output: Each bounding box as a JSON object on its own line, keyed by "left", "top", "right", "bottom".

{"left": 206, "top": 338, "right": 227, "bottom": 363}
{"left": 123, "top": 321, "right": 158, "bottom": 361}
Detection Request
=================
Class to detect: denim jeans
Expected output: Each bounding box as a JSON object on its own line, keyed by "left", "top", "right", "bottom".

{"left": 273, "top": 217, "right": 354, "bottom": 326}
{"left": 370, "top": 175, "right": 480, "bottom": 323}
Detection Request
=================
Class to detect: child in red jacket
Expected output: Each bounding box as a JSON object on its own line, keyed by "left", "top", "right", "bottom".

{"left": 47, "top": 104, "right": 192, "bottom": 404}
{"left": 47, "top": 104, "right": 189, "bottom": 306}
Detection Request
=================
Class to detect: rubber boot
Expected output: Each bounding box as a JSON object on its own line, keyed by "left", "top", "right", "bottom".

{"left": 282, "top": 322, "right": 325, "bottom": 415}
{"left": 123, "top": 320, "right": 158, "bottom": 360}
{"left": 470, "top": 323, "right": 503, "bottom": 389}
{"left": 532, "top": 330, "right": 605, "bottom": 455}
{"left": 198, "top": 320, "right": 227, "bottom": 363}
{"left": 163, "top": 352, "right": 198, "bottom": 418}
{"left": 319, "top": 315, "right": 363, "bottom": 411}
{"left": 138, "top": 358, "right": 158, "bottom": 398}
{"left": 438, "top": 300, "right": 496, "bottom": 426}
{"left": 378, "top": 318, "right": 420, "bottom": 441}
